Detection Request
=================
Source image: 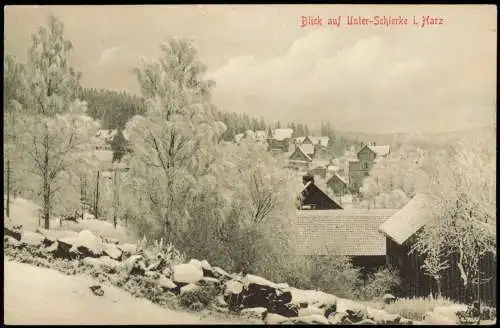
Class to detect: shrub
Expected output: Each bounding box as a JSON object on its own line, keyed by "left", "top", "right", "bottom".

{"left": 384, "top": 296, "right": 456, "bottom": 321}
{"left": 179, "top": 285, "right": 217, "bottom": 310}
{"left": 354, "top": 266, "right": 401, "bottom": 301}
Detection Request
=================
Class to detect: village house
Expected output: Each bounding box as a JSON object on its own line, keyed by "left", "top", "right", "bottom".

{"left": 309, "top": 164, "right": 328, "bottom": 179}
{"left": 293, "top": 135, "right": 331, "bottom": 160}
{"left": 295, "top": 208, "right": 397, "bottom": 278}
{"left": 326, "top": 172, "right": 348, "bottom": 196}
{"left": 267, "top": 128, "right": 294, "bottom": 153}
{"left": 348, "top": 142, "right": 390, "bottom": 192}
{"left": 297, "top": 175, "right": 343, "bottom": 210}
{"left": 378, "top": 194, "right": 497, "bottom": 304}
{"left": 288, "top": 146, "right": 313, "bottom": 170}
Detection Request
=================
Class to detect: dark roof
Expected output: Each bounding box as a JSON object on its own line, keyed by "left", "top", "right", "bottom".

{"left": 299, "top": 182, "right": 343, "bottom": 210}
{"left": 295, "top": 209, "right": 398, "bottom": 256}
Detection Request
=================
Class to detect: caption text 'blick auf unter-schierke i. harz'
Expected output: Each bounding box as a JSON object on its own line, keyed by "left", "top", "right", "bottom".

{"left": 300, "top": 15, "right": 445, "bottom": 28}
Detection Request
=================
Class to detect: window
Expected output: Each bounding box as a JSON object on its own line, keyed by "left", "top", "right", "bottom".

{"left": 364, "top": 172, "right": 369, "bottom": 177}
{"left": 363, "top": 163, "right": 368, "bottom": 169}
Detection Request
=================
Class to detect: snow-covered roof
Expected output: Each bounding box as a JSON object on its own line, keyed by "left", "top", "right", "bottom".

{"left": 255, "top": 130, "right": 266, "bottom": 138}
{"left": 289, "top": 146, "right": 313, "bottom": 162}
{"left": 301, "top": 143, "right": 315, "bottom": 156}
{"left": 365, "top": 145, "right": 391, "bottom": 157}
{"left": 273, "top": 128, "right": 294, "bottom": 141}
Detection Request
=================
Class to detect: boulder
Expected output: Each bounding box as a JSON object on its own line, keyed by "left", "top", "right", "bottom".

{"left": 241, "top": 307, "right": 268, "bottom": 320}
{"left": 4, "top": 223, "right": 22, "bottom": 241}
{"left": 20, "top": 231, "right": 46, "bottom": 247}
{"left": 264, "top": 313, "right": 289, "bottom": 325}
{"left": 290, "top": 288, "right": 337, "bottom": 311}
{"left": 241, "top": 274, "right": 294, "bottom": 317}
{"left": 120, "top": 255, "right": 146, "bottom": 276}
{"left": 399, "top": 318, "right": 414, "bottom": 325}
{"left": 210, "top": 266, "right": 233, "bottom": 281}
{"left": 103, "top": 243, "right": 122, "bottom": 260}
{"left": 282, "top": 314, "right": 330, "bottom": 325}
{"left": 382, "top": 293, "right": 397, "bottom": 304}
{"left": 423, "top": 311, "right": 457, "bottom": 325}
{"left": 54, "top": 237, "right": 80, "bottom": 259}
{"left": 83, "top": 256, "right": 120, "bottom": 273}
{"left": 4, "top": 235, "right": 21, "bottom": 247}
{"left": 180, "top": 283, "right": 200, "bottom": 295}
{"left": 60, "top": 230, "right": 105, "bottom": 258}
{"left": 157, "top": 276, "right": 177, "bottom": 290}
{"left": 358, "top": 318, "right": 377, "bottom": 325}
{"left": 336, "top": 298, "right": 366, "bottom": 313}
{"left": 188, "top": 259, "right": 203, "bottom": 270}
{"left": 36, "top": 228, "right": 78, "bottom": 243}
{"left": 366, "top": 307, "right": 401, "bottom": 324}
{"left": 224, "top": 280, "right": 244, "bottom": 311}
{"left": 214, "top": 295, "right": 228, "bottom": 308}
{"left": 172, "top": 263, "right": 204, "bottom": 285}
{"left": 299, "top": 305, "right": 324, "bottom": 317}
{"left": 328, "top": 312, "right": 347, "bottom": 325}
{"left": 117, "top": 243, "right": 137, "bottom": 256}
{"left": 200, "top": 260, "right": 211, "bottom": 270}
{"left": 104, "top": 237, "right": 119, "bottom": 245}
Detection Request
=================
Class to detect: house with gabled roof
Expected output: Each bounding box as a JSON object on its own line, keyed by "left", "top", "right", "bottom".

{"left": 267, "top": 128, "right": 294, "bottom": 153}
{"left": 298, "top": 175, "right": 343, "bottom": 210}
{"left": 348, "top": 142, "right": 391, "bottom": 193}
{"left": 326, "top": 172, "right": 348, "bottom": 196}
{"left": 289, "top": 146, "right": 313, "bottom": 170}
{"left": 378, "top": 194, "right": 497, "bottom": 303}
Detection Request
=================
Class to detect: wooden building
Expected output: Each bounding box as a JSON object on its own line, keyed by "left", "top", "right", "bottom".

{"left": 326, "top": 172, "right": 348, "bottom": 196}
{"left": 295, "top": 208, "right": 398, "bottom": 276}
{"left": 379, "top": 194, "right": 497, "bottom": 305}
{"left": 298, "top": 175, "right": 343, "bottom": 210}
{"left": 309, "top": 165, "right": 327, "bottom": 179}
{"left": 267, "top": 128, "right": 294, "bottom": 153}
{"left": 289, "top": 146, "right": 313, "bottom": 170}
{"left": 348, "top": 143, "right": 390, "bottom": 192}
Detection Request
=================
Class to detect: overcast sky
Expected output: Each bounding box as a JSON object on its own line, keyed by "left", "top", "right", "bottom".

{"left": 4, "top": 5, "right": 497, "bottom": 134}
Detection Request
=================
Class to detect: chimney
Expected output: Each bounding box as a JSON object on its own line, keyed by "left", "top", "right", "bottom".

{"left": 373, "top": 141, "right": 376, "bottom": 146}
{"left": 303, "top": 174, "right": 314, "bottom": 185}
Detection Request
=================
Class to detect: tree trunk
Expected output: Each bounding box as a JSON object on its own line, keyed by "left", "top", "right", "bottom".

{"left": 6, "top": 159, "right": 10, "bottom": 218}
{"left": 95, "top": 170, "right": 100, "bottom": 219}
{"left": 113, "top": 169, "right": 118, "bottom": 229}
{"left": 43, "top": 131, "right": 50, "bottom": 230}
{"left": 435, "top": 278, "right": 442, "bottom": 298}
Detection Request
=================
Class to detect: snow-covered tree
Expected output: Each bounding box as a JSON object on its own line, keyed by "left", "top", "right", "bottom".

{"left": 415, "top": 129, "right": 496, "bottom": 300}
{"left": 123, "top": 37, "right": 226, "bottom": 242}
{"left": 17, "top": 15, "right": 100, "bottom": 228}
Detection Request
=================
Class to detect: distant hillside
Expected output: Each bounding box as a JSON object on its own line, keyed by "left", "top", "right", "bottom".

{"left": 337, "top": 125, "right": 496, "bottom": 151}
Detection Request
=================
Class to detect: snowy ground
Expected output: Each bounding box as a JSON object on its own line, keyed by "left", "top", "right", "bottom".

{"left": 4, "top": 260, "right": 254, "bottom": 325}
{"left": 4, "top": 196, "right": 135, "bottom": 243}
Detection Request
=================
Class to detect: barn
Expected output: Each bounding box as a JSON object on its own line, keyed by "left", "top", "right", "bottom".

{"left": 295, "top": 208, "right": 397, "bottom": 277}
{"left": 379, "top": 194, "right": 497, "bottom": 305}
